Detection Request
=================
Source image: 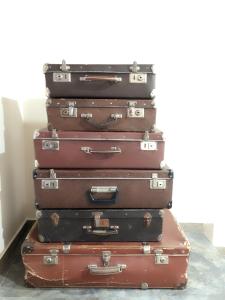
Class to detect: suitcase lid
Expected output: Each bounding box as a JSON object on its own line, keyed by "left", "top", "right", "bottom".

{"left": 43, "top": 61, "right": 154, "bottom": 74}
{"left": 21, "top": 210, "right": 189, "bottom": 256}
{"left": 46, "top": 98, "right": 155, "bottom": 109}
{"left": 33, "top": 129, "right": 163, "bottom": 142}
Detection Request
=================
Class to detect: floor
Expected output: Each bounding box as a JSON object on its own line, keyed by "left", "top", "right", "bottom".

{"left": 0, "top": 224, "right": 225, "bottom": 300}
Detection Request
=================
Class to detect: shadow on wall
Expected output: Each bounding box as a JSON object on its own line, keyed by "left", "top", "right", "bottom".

{"left": 0, "top": 98, "right": 27, "bottom": 252}
{"left": 22, "top": 98, "right": 47, "bottom": 218}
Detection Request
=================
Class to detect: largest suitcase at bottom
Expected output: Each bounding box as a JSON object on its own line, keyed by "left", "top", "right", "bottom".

{"left": 21, "top": 210, "right": 190, "bottom": 289}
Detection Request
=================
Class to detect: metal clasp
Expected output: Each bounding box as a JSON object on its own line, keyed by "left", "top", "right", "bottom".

{"left": 127, "top": 101, "right": 144, "bottom": 118}
{"left": 43, "top": 249, "right": 59, "bottom": 265}
{"left": 102, "top": 251, "right": 111, "bottom": 266}
{"left": 150, "top": 173, "right": 166, "bottom": 189}
{"left": 60, "top": 102, "right": 77, "bottom": 117}
{"left": 130, "top": 61, "right": 140, "bottom": 73}
{"left": 154, "top": 249, "right": 169, "bottom": 264}
{"left": 60, "top": 59, "right": 70, "bottom": 71}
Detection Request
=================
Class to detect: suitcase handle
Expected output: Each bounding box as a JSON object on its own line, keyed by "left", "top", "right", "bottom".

{"left": 88, "top": 187, "right": 118, "bottom": 205}
{"left": 83, "top": 226, "right": 119, "bottom": 236}
{"left": 81, "top": 113, "right": 122, "bottom": 129}
{"left": 88, "top": 264, "right": 126, "bottom": 275}
{"left": 80, "top": 75, "right": 122, "bottom": 83}
{"left": 81, "top": 146, "right": 121, "bottom": 154}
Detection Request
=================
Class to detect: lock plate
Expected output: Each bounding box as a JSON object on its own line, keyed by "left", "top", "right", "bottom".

{"left": 53, "top": 72, "right": 71, "bottom": 82}
{"left": 127, "top": 107, "right": 144, "bottom": 118}
{"left": 43, "top": 255, "right": 58, "bottom": 265}
{"left": 60, "top": 107, "right": 77, "bottom": 117}
{"left": 41, "top": 179, "right": 59, "bottom": 189}
{"left": 42, "top": 140, "right": 59, "bottom": 150}
{"left": 150, "top": 173, "right": 166, "bottom": 189}
{"left": 155, "top": 254, "right": 169, "bottom": 264}
{"left": 129, "top": 73, "right": 147, "bottom": 83}
{"left": 140, "top": 141, "right": 157, "bottom": 151}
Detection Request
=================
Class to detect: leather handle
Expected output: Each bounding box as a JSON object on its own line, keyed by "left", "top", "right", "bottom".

{"left": 80, "top": 75, "right": 122, "bottom": 82}
{"left": 81, "top": 113, "right": 122, "bottom": 129}
{"left": 88, "top": 189, "right": 118, "bottom": 205}
{"left": 81, "top": 146, "right": 121, "bottom": 154}
{"left": 83, "top": 226, "right": 119, "bottom": 236}
{"left": 88, "top": 264, "right": 126, "bottom": 275}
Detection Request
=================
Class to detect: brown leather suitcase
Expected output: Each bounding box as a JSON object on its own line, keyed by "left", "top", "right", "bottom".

{"left": 35, "top": 209, "right": 163, "bottom": 243}
{"left": 21, "top": 210, "right": 190, "bottom": 289}
{"left": 33, "top": 129, "right": 164, "bottom": 169}
{"left": 44, "top": 61, "right": 155, "bottom": 99}
{"left": 46, "top": 98, "right": 156, "bottom": 132}
{"left": 33, "top": 167, "right": 173, "bottom": 209}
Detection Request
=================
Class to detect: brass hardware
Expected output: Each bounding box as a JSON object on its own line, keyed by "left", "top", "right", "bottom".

{"left": 51, "top": 212, "right": 60, "bottom": 226}
{"left": 144, "top": 212, "right": 152, "bottom": 227}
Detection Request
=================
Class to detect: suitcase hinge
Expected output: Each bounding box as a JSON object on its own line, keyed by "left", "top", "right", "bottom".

{"left": 127, "top": 101, "right": 144, "bottom": 118}
{"left": 154, "top": 249, "right": 169, "bottom": 264}
{"left": 150, "top": 173, "right": 166, "bottom": 189}
{"left": 43, "top": 249, "right": 59, "bottom": 265}
{"left": 129, "top": 61, "right": 147, "bottom": 83}
{"left": 60, "top": 102, "right": 77, "bottom": 117}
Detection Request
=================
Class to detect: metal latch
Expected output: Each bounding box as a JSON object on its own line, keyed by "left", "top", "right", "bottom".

{"left": 154, "top": 249, "right": 169, "bottom": 264}
{"left": 60, "top": 59, "right": 70, "bottom": 71}
{"left": 129, "top": 61, "right": 147, "bottom": 83}
{"left": 93, "top": 211, "right": 109, "bottom": 228}
{"left": 60, "top": 102, "right": 77, "bottom": 117}
{"left": 102, "top": 251, "right": 111, "bottom": 266}
{"left": 144, "top": 212, "right": 152, "bottom": 227}
{"left": 140, "top": 131, "right": 157, "bottom": 151}
{"left": 127, "top": 101, "right": 144, "bottom": 118}
{"left": 43, "top": 249, "right": 59, "bottom": 265}
{"left": 53, "top": 72, "right": 71, "bottom": 82}
{"left": 42, "top": 140, "right": 59, "bottom": 150}
{"left": 150, "top": 173, "right": 166, "bottom": 189}
{"left": 41, "top": 169, "right": 59, "bottom": 189}
{"left": 91, "top": 186, "right": 117, "bottom": 193}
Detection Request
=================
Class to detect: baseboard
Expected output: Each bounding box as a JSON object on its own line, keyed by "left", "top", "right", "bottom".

{"left": 0, "top": 219, "right": 35, "bottom": 274}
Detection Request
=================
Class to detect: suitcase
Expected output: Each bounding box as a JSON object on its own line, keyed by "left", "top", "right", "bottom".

{"left": 46, "top": 98, "right": 156, "bottom": 132}
{"left": 33, "top": 167, "right": 173, "bottom": 209}
{"left": 33, "top": 129, "right": 164, "bottom": 169}
{"left": 44, "top": 61, "right": 155, "bottom": 99}
{"left": 35, "top": 209, "right": 163, "bottom": 242}
{"left": 21, "top": 210, "right": 190, "bottom": 289}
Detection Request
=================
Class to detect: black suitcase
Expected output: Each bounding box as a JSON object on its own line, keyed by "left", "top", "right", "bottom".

{"left": 44, "top": 61, "right": 155, "bottom": 99}
{"left": 36, "top": 209, "right": 163, "bottom": 242}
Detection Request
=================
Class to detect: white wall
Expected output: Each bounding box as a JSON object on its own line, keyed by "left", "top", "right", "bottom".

{"left": 0, "top": 0, "right": 225, "bottom": 250}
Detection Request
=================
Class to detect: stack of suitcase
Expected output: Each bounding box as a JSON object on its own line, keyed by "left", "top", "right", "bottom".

{"left": 21, "top": 61, "right": 190, "bottom": 289}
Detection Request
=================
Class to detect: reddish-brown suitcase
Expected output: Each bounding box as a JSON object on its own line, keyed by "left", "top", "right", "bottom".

{"left": 33, "top": 167, "right": 173, "bottom": 209}
{"left": 21, "top": 210, "right": 190, "bottom": 289}
{"left": 33, "top": 129, "right": 164, "bottom": 169}
{"left": 44, "top": 61, "right": 155, "bottom": 99}
{"left": 46, "top": 98, "right": 156, "bottom": 132}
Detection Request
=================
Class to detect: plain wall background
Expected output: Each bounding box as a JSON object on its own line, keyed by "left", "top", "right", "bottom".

{"left": 0, "top": 0, "right": 225, "bottom": 253}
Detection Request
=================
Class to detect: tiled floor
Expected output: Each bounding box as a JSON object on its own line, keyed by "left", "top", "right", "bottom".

{"left": 0, "top": 224, "right": 225, "bottom": 300}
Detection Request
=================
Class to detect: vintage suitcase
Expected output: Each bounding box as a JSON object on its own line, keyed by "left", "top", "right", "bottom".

{"left": 46, "top": 98, "right": 156, "bottom": 132}
{"left": 33, "top": 129, "right": 164, "bottom": 169}
{"left": 33, "top": 167, "right": 173, "bottom": 209}
{"left": 22, "top": 210, "right": 190, "bottom": 289}
{"left": 35, "top": 209, "right": 163, "bottom": 242}
{"left": 44, "top": 60, "right": 155, "bottom": 99}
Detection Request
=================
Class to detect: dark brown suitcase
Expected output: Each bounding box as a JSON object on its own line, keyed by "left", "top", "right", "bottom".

{"left": 22, "top": 210, "right": 190, "bottom": 289}
{"left": 44, "top": 61, "right": 155, "bottom": 99}
{"left": 35, "top": 209, "right": 163, "bottom": 243}
{"left": 33, "top": 167, "right": 173, "bottom": 209}
{"left": 46, "top": 98, "right": 156, "bottom": 132}
{"left": 33, "top": 129, "right": 164, "bottom": 169}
